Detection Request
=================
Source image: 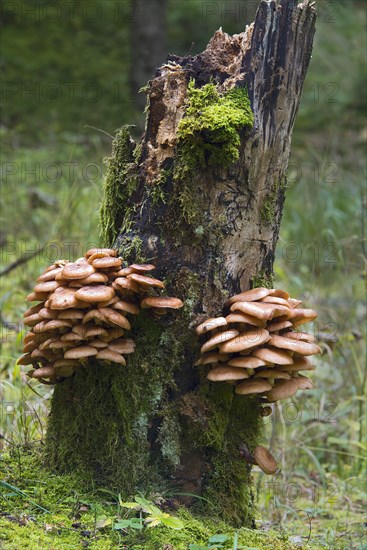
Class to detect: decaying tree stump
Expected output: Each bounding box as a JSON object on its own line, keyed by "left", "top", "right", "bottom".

{"left": 46, "top": 0, "right": 316, "bottom": 526}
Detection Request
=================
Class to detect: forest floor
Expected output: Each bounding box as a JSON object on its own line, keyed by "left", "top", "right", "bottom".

{"left": 1, "top": 445, "right": 365, "bottom": 550}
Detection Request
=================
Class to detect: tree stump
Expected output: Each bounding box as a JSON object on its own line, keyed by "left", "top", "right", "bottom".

{"left": 46, "top": 0, "right": 316, "bottom": 526}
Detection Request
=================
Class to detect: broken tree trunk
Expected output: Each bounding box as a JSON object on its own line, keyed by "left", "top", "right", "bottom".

{"left": 46, "top": 0, "right": 316, "bottom": 527}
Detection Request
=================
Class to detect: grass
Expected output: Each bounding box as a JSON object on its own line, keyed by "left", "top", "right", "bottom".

{"left": 1, "top": 0, "right": 366, "bottom": 547}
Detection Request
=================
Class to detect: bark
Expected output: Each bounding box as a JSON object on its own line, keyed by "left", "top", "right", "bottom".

{"left": 46, "top": 0, "right": 316, "bottom": 527}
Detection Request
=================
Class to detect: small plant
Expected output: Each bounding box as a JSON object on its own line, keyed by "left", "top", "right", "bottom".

{"left": 114, "top": 495, "right": 184, "bottom": 531}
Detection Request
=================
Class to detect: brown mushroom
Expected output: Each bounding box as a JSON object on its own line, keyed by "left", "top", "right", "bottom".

{"left": 207, "top": 365, "right": 250, "bottom": 381}
{"left": 253, "top": 445, "right": 278, "bottom": 475}
{"left": 200, "top": 329, "right": 239, "bottom": 354}
{"left": 220, "top": 328, "right": 270, "bottom": 354}
{"left": 195, "top": 317, "right": 227, "bottom": 335}
{"left": 140, "top": 297, "right": 183, "bottom": 309}
{"left": 235, "top": 379, "right": 273, "bottom": 395}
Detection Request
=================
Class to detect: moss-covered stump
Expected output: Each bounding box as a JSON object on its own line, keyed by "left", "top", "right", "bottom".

{"left": 45, "top": 0, "right": 316, "bottom": 528}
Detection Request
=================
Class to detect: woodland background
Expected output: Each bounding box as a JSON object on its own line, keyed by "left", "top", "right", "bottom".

{"left": 0, "top": 0, "right": 366, "bottom": 548}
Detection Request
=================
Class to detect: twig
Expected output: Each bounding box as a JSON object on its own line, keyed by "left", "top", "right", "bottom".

{"left": 0, "top": 246, "right": 45, "bottom": 277}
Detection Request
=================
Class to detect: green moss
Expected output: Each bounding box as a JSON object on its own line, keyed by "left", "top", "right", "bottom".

{"left": 118, "top": 235, "right": 145, "bottom": 262}
{"left": 251, "top": 270, "right": 275, "bottom": 289}
{"left": 176, "top": 81, "right": 254, "bottom": 175}
{"left": 0, "top": 448, "right": 298, "bottom": 550}
{"left": 260, "top": 178, "right": 287, "bottom": 225}
{"left": 99, "top": 126, "right": 138, "bottom": 247}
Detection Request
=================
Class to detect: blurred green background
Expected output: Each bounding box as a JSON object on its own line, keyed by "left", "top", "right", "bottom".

{"left": 0, "top": 0, "right": 366, "bottom": 547}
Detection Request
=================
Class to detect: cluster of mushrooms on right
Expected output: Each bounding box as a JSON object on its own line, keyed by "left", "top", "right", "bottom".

{"left": 195, "top": 287, "right": 321, "bottom": 475}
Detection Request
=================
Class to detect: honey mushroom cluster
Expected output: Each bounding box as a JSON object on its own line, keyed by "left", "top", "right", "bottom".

{"left": 18, "top": 248, "right": 183, "bottom": 384}
{"left": 195, "top": 287, "right": 321, "bottom": 403}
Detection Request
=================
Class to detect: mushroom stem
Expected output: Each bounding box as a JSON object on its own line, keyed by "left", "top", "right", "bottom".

{"left": 238, "top": 443, "right": 256, "bottom": 464}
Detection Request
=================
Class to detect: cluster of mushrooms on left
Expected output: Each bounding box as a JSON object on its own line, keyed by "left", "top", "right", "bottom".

{"left": 17, "top": 248, "right": 183, "bottom": 384}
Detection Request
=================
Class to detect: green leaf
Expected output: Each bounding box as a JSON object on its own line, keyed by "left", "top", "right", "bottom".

{"left": 96, "top": 516, "right": 112, "bottom": 529}
{"left": 118, "top": 501, "right": 141, "bottom": 509}
{"left": 113, "top": 518, "right": 144, "bottom": 530}
{"left": 161, "top": 516, "right": 184, "bottom": 530}
{"left": 209, "top": 534, "right": 230, "bottom": 544}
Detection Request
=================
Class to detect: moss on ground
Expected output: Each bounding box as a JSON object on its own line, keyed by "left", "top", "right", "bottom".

{"left": 0, "top": 448, "right": 301, "bottom": 550}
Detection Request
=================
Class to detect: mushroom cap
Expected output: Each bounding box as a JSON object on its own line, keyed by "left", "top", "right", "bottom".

{"left": 43, "top": 319, "right": 73, "bottom": 332}
{"left": 129, "top": 263, "right": 155, "bottom": 272}
{"left": 88, "top": 339, "right": 108, "bottom": 349}
{"left": 98, "top": 307, "right": 131, "bottom": 330}
{"left": 259, "top": 296, "right": 290, "bottom": 307}
{"left": 254, "top": 369, "right": 291, "bottom": 380}
{"left": 98, "top": 296, "right": 119, "bottom": 307}
{"left": 39, "top": 307, "right": 59, "bottom": 320}
{"left": 74, "top": 285, "right": 115, "bottom": 303}
{"left": 293, "top": 374, "right": 314, "bottom": 389}
{"left": 100, "top": 327, "right": 125, "bottom": 341}
{"left": 85, "top": 326, "right": 108, "bottom": 339}
{"left": 82, "top": 309, "right": 107, "bottom": 324}
{"left": 227, "top": 356, "right": 271, "bottom": 369}
{"left": 253, "top": 347, "right": 294, "bottom": 365}
{"left": 261, "top": 406, "right": 273, "bottom": 417}
{"left": 26, "top": 291, "right": 50, "bottom": 302}
{"left": 49, "top": 288, "right": 79, "bottom": 309}
{"left": 207, "top": 365, "right": 250, "bottom": 381}
{"left": 195, "top": 317, "right": 227, "bottom": 335}
{"left": 31, "top": 366, "right": 57, "bottom": 379}
{"left": 117, "top": 267, "right": 134, "bottom": 277}
{"left": 282, "top": 331, "right": 316, "bottom": 343}
{"left": 17, "top": 353, "right": 32, "bottom": 366}
{"left": 287, "top": 298, "right": 302, "bottom": 308}
{"left": 23, "top": 312, "right": 44, "bottom": 327}
{"left": 200, "top": 329, "right": 239, "bottom": 354}
{"left": 64, "top": 346, "right": 98, "bottom": 359}
{"left": 113, "top": 300, "right": 140, "bottom": 315}
{"left": 195, "top": 352, "right": 229, "bottom": 366}
{"left": 140, "top": 296, "right": 183, "bottom": 309}
{"left": 61, "top": 332, "right": 84, "bottom": 342}
{"left": 78, "top": 272, "right": 109, "bottom": 284}
{"left": 268, "top": 334, "right": 321, "bottom": 356}
{"left": 235, "top": 379, "right": 272, "bottom": 395}
{"left": 54, "top": 358, "right": 80, "bottom": 368}
{"left": 108, "top": 338, "right": 135, "bottom": 354}
{"left": 253, "top": 445, "right": 278, "bottom": 475}
{"left": 34, "top": 280, "right": 61, "bottom": 293}
{"left": 269, "top": 289, "right": 290, "bottom": 299}
{"left": 36, "top": 267, "right": 63, "bottom": 282}
{"left": 58, "top": 309, "right": 84, "bottom": 320}
{"left": 114, "top": 277, "right": 140, "bottom": 293}
{"left": 280, "top": 356, "right": 315, "bottom": 372}
{"left": 225, "top": 312, "right": 265, "bottom": 327}
{"left": 85, "top": 247, "right": 117, "bottom": 258}
{"left": 96, "top": 349, "right": 126, "bottom": 365}
{"left": 220, "top": 328, "right": 270, "bottom": 354}
{"left": 289, "top": 308, "right": 318, "bottom": 326}
{"left": 127, "top": 273, "right": 165, "bottom": 289}
{"left": 24, "top": 303, "right": 43, "bottom": 316}
{"left": 92, "top": 257, "right": 122, "bottom": 269}
{"left": 267, "top": 320, "right": 293, "bottom": 332}
{"left": 225, "top": 288, "right": 272, "bottom": 306}
{"left": 230, "top": 301, "right": 290, "bottom": 320}
{"left": 61, "top": 261, "right": 95, "bottom": 280}
{"left": 265, "top": 379, "right": 299, "bottom": 401}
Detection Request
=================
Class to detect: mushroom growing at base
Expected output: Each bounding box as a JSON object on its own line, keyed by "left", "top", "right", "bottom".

{"left": 239, "top": 443, "right": 278, "bottom": 475}
{"left": 18, "top": 248, "right": 183, "bottom": 384}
